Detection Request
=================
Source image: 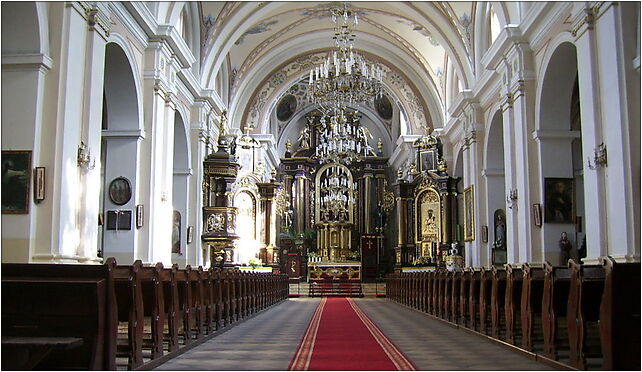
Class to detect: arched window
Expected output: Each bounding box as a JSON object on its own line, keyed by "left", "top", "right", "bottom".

{"left": 176, "top": 8, "right": 188, "bottom": 42}
{"left": 488, "top": 5, "right": 501, "bottom": 46}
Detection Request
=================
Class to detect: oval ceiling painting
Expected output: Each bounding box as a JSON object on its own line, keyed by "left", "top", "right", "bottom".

{"left": 375, "top": 94, "right": 393, "bottom": 120}
{"left": 276, "top": 94, "right": 298, "bottom": 122}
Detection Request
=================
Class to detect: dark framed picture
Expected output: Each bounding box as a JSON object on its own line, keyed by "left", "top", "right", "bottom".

{"left": 34, "top": 167, "right": 45, "bottom": 202}
{"left": 2, "top": 150, "right": 32, "bottom": 214}
{"left": 544, "top": 178, "right": 574, "bottom": 223}
{"left": 187, "top": 226, "right": 194, "bottom": 244}
{"left": 108, "top": 177, "right": 132, "bottom": 205}
{"left": 419, "top": 150, "right": 436, "bottom": 172}
{"left": 136, "top": 204, "right": 144, "bottom": 228}
{"left": 106, "top": 210, "right": 132, "bottom": 230}
{"left": 463, "top": 185, "right": 475, "bottom": 242}
{"left": 532, "top": 203, "right": 542, "bottom": 227}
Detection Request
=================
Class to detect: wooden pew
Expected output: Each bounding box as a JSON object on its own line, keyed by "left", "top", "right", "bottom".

{"left": 520, "top": 263, "right": 545, "bottom": 352}
{"left": 113, "top": 260, "right": 144, "bottom": 370}
{"left": 468, "top": 268, "right": 481, "bottom": 331}
{"left": 420, "top": 272, "right": 428, "bottom": 313}
{"left": 567, "top": 260, "right": 605, "bottom": 370}
{"left": 138, "top": 263, "right": 165, "bottom": 360}
{"left": 460, "top": 269, "right": 471, "bottom": 327}
{"left": 411, "top": 273, "right": 420, "bottom": 309}
{"left": 491, "top": 266, "right": 507, "bottom": 340}
{"left": 161, "top": 265, "right": 179, "bottom": 352}
{"left": 174, "top": 266, "right": 194, "bottom": 345}
{"left": 479, "top": 268, "right": 493, "bottom": 335}
{"left": 426, "top": 271, "right": 435, "bottom": 314}
{"left": 443, "top": 271, "right": 452, "bottom": 319}
{"left": 210, "top": 268, "right": 223, "bottom": 330}
{"left": 431, "top": 270, "right": 439, "bottom": 316}
{"left": 505, "top": 265, "right": 523, "bottom": 345}
{"left": 599, "top": 257, "right": 641, "bottom": 370}
{"left": 542, "top": 261, "right": 572, "bottom": 361}
{"left": 197, "top": 267, "right": 214, "bottom": 335}
{"left": 1, "top": 261, "right": 117, "bottom": 370}
{"left": 451, "top": 270, "right": 462, "bottom": 324}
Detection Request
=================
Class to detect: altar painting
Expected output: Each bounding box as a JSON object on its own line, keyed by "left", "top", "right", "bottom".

{"left": 416, "top": 188, "right": 441, "bottom": 258}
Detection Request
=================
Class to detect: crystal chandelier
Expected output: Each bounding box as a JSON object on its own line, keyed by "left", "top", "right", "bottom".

{"left": 319, "top": 165, "right": 355, "bottom": 220}
{"left": 307, "top": 4, "right": 385, "bottom": 114}
{"left": 315, "top": 108, "right": 372, "bottom": 165}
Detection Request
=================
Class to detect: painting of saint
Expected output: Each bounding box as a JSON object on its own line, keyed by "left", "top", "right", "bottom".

{"left": 2, "top": 151, "right": 31, "bottom": 214}
{"left": 544, "top": 178, "right": 574, "bottom": 223}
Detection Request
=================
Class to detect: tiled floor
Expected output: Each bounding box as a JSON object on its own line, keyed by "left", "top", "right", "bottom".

{"left": 155, "top": 298, "right": 321, "bottom": 370}
{"left": 155, "top": 297, "right": 554, "bottom": 370}
{"left": 354, "top": 298, "right": 554, "bottom": 370}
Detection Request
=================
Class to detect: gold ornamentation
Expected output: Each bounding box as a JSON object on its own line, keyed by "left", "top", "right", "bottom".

{"left": 464, "top": 185, "right": 475, "bottom": 242}
{"left": 207, "top": 213, "right": 225, "bottom": 232}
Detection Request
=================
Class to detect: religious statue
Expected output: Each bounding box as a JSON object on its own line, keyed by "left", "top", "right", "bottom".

{"left": 376, "top": 138, "right": 384, "bottom": 156}
{"left": 285, "top": 139, "right": 292, "bottom": 154}
{"left": 494, "top": 214, "right": 506, "bottom": 249}
{"left": 578, "top": 235, "right": 586, "bottom": 264}
{"left": 297, "top": 126, "right": 310, "bottom": 149}
{"left": 559, "top": 231, "right": 572, "bottom": 265}
{"left": 219, "top": 110, "right": 229, "bottom": 137}
{"left": 409, "top": 162, "right": 419, "bottom": 175}
{"left": 397, "top": 168, "right": 404, "bottom": 180}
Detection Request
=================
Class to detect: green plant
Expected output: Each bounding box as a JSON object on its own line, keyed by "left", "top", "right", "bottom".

{"left": 248, "top": 259, "right": 259, "bottom": 269}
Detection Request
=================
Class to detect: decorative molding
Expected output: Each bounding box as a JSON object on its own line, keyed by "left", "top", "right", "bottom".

{"left": 101, "top": 129, "right": 146, "bottom": 139}
{"left": 108, "top": 2, "right": 149, "bottom": 48}
{"left": 531, "top": 129, "right": 581, "bottom": 141}
{"left": 173, "top": 168, "right": 193, "bottom": 176}
{"left": 1, "top": 53, "right": 53, "bottom": 72}
{"left": 156, "top": 24, "right": 196, "bottom": 68}
{"left": 481, "top": 168, "right": 505, "bottom": 177}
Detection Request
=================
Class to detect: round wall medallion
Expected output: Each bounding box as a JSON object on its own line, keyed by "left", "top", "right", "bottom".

{"left": 276, "top": 94, "right": 297, "bottom": 121}
{"left": 108, "top": 177, "right": 132, "bottom": 205}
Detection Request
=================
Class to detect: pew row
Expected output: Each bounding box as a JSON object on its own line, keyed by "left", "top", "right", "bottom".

{"left": 386, "top": 257, "right": 640, "bottom": 370}
{"left": 2, "top": 259, "right": 289, "bottom": 370}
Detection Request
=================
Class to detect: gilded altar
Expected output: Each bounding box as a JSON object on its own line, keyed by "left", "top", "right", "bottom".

{"left": 308, "top": 262, "right": 361, "bottom": 281}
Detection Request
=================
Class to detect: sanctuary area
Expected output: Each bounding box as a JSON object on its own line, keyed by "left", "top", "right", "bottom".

{"left": 1, "top": 1, "right": 639, "bottom": 371}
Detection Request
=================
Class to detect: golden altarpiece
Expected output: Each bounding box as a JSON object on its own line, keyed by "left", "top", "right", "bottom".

{"left": 274, "top": 110, "right": 394, "bottom": 282}
{"left": 393, "top": 135, "right": 460, "bottom": 270}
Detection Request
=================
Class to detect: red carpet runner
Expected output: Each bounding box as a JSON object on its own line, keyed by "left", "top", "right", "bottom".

{"left": 289, "top": 298, "right": 416, "bottom": 370}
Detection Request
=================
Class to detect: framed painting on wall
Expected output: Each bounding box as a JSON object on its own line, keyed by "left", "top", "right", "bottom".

{"left": 2, "top": 150, "right": 32, "bottom": 214}
{"left": 463, "top": 185, "right": 475, "bottom": 242}
{"left": 544, "top": 178, "right": 574, "bottom": 223}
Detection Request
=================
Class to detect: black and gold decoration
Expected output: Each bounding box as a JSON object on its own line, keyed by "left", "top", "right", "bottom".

{"left": 201, "top": 113, "right": 240, "bottom": 267}
{"left": 276, "top": 110, "right": 392, "bottom": 281}
{"left": 394, "top": 135, "right": 460, "bottom": 269}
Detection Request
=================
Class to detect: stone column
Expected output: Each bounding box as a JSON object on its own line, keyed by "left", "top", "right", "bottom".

{"left": 393, "top": 181, "right": 413, "bottom": 267}
{"left": 363, "top": 173, "right": 373, "bottom": 234}
{"left": 574, "top": 3, "right": 639, "bottom": 262}
{"left": 257, "top": 182, "right": 278, "bottom": 266}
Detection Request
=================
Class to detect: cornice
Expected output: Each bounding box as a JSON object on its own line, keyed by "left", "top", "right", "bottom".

{"left": 1, "top": 53, "right": 53, "bottom": 72}
{"left": 108, "top": 2, "right": 148, "bottom": 48}
{"left": 155, "top": 24, "right": 196, "bottom": 68}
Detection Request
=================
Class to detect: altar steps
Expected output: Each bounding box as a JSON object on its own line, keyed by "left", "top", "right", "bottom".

{"left": 288, "top": 282, "right": 386, "bottom": 297}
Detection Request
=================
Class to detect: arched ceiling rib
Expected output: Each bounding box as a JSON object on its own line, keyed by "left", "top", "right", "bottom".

{"left": 198, "top": 1, "right": 478, "bottom": 135}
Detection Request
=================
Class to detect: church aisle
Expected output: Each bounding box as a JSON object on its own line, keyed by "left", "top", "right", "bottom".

{"left": 354, "top": 298, "right": 554, "bottom": 370}
{"left": 155, "top": 297, "right": 554, "bottom": 371}
{"left": 155, "top": 298, "right": 321, "bottom": 371}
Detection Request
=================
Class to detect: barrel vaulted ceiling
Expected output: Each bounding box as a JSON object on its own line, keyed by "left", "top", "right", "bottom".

{"left": 196, "top": 2, "right": 516, "bottom": 139}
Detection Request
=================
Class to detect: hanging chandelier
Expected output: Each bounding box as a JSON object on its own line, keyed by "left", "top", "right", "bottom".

{"left": 307, "top": 4, "right": 385, "bottom": 114}
{"left": 319, "top": 165, "right": 355, "bottom": 220}
{"left": 315, "top": 108, "right": 372, "bottom": 165}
